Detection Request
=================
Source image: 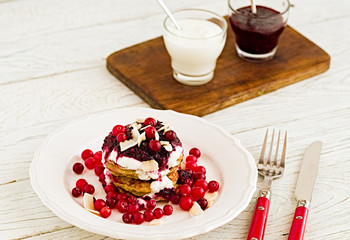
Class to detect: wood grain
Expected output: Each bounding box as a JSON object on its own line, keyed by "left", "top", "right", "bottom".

{"left": 107, "top": 24, "right": 330, "bottom": 116}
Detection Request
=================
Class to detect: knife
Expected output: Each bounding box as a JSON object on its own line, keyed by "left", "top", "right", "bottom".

{"left": 288, "top": 141, "right": 322, "bottom": 240}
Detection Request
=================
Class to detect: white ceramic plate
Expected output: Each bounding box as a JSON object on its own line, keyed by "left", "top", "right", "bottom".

{"left": 30, "top": 108, "right": 257, "bottom": 240}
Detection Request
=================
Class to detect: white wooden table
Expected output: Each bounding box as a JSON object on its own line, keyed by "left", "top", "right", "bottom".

{"left": 1, "top": 0, "right": 350, "bottom": 239}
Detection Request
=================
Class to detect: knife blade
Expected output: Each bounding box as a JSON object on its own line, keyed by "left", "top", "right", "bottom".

{"left": 288, "top": 141, "right": 322, "bottom": 240}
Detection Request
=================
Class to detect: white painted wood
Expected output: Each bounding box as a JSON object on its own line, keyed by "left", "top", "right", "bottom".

{"left": 1, "top": 0, "right": 350, "bottom": 239}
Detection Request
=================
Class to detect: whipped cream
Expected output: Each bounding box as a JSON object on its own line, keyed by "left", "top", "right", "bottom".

{"left": 167, "top": 146, "right": 183, "bottom": 168}
{"left": 150, "top": 175, "right": 174, "bottom": 194}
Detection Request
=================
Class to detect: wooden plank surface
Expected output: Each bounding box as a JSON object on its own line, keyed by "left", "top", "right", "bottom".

{"left": 107, "top": 24, "right": 330, "bottom": 116}
{"left": 1, "top": 0, "right": 350, "bottom": 239}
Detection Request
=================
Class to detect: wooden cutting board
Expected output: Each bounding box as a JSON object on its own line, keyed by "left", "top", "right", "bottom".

{"left": 107, "top": 22, "right": 330, "bottom": 117}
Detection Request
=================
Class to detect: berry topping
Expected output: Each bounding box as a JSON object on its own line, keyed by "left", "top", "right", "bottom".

{"left": 76, "top": 179, "right": 88, "bottom": 189}
{"left": 170, "top": 194, "right": 181, "bottom": 204}
{"left": 100, "top": 206, "right": 112, "bottom": 218}
{"left": 163, "top": 205, "right": 173, "bottom": 215}
{"left": 84, "top": 157, "right": 96, "bottom": 170}
{"left": 81, "top": 149, "right": 93, "bottom": 160}
{"left": 106, "top": 197, "right": 118, "bottom": 209}
{"left": 179, "top": 184, "right": 192, "bottom": 196}
{"left": 153, "top": 208, "right": 164, "bottom": 219}
{"left": 189, "top": 147, "right": 201, "bottom": 158}
{"left": 94, "top": 164, "right": 104, "bottom": 176}
{"left": 144, "top": 117, "right": 157, "bottom": 127}
{"left": 117, "top": 200, "right": 129, "bottom": 213}
{"left": 208, "top": 180, "right": 220, "bottom": 192}
{"left": 144, "top": 126, "right": 157, "bottom": 139}
{"left": 72, "top": 162, "right": 84, "bottom": 174}
{"left": 194, "top": 179, "right": 208, "bottom": 192}
{"left": 165, "top": 130, "right": 177, "bottom": 141}
{"left": 178, "top": 169, "right": 193, "bottom": 185}
{"left": 122, "top": 212, "right": 133, "bottom": 224}
{"left": 179, "top": 196, "right": 193, "bottom": 211}
{"left": 197, "top": 198, "right": 208, "bottom": 210}
{"left": 83, "top": 184, "right": 95, "bottom": 194}
{"left": 144, "top": 210, "right": 155, "bottom": 222}
{"left": 94, "top": 199, "right": 106, "bottom": 211}
{"left": 117, "top": 133, "right": 127, "bottom": 142}
{"left": 148, "top": 140, "right": 161, "bottom": 152}
{"left": 112, "top": 125, "right": 126, "bottom": 136}
{"left": 186, "top": 155, "right": 197, "bottom": 163}
{"left": 72, "top": 187, "right": 82, "bottom": 197}
{"left": 191, "top": 187, "right": 205, "bottom": 201}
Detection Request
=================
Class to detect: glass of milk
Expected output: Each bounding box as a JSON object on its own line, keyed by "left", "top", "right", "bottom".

{"left": 163, "top": 9, "right": 227, "bottom": 86}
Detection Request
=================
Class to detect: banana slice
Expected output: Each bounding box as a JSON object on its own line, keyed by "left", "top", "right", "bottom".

{"left": 141, "top": 160, "right": 159, "bottom": 172}
{"left": 149, "top": 219, "right": 162, "bottom": 225}
{"left": 189, "top": 202, "right": 204, "bottom": 216}
{"left": 160, "top": 141, "right": 173, "bottom": 152}
{"left": 204, "top": 191, "right": 219, "bottom": 207}
{"left": 83, "top": 193, "right": 99, "bottom": 215}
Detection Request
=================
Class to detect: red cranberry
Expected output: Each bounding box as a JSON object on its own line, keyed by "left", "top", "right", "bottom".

{"left": 191, "top": 187, "right": 205, "bottom": 201}
{"left": 117, "top": 133, "right": 127, "bottom": 142}
{"left": 81, "top": 149, "right": 93, "bottom": 160}
{"left": 144, "top": 117, "right": 157, "bottom": 127}
{"left": 144, "top": 126, "right": 157, "bottom": 139}
{"left": 112, "top": 125, "right": 126, "bottom": 136}
{"left": 76, "top": 179, "right": 88, "bottom": 189}
{"left": 72, "top": 187, "right": 82, "bottom": 197}
{"left": 93, "top": 151, "right": 102, "bottom": 162}
{"left": 183, "top": 178, "right": 193, "bottom": 187}
{"left": 153, "top": 208, "right": 164, "bottom": 219}
{"left": 99, "top": 173, "right": 105, "bottom": 182}
{"left": 197, "top": 198, "right": 208, "bottom": 210}
{"left": 127, "top": 196, "right": 137, "bottom": 204}
{"left": 165, "top": 130, "right": 177, "bottom": 141}
{"left": 195, "top": 166, "right": 206, "bottom": 175}
{"left": 146, "top": 199, "right": 157, "bottom": 210}
{"left": 117, "top": 193, "right": 128, "bottom": 201}
{"left": 194, "top": 179, "right": 208, "bottom": 192}
{"left": 94, "top": 165, "right": 104, "bottom": 176}
{"left": 208, "top": 180, "right": 220, "bottom": 192}
{"left": 94, "top": 199, "right": 106, "bottom": 211}
{"left": 127, "top": 203, "right": 140, "bottom": 213}
{"left": 133, "top": 212, "right": 145, "bottom": 224}
{"left": 106, "top": 191, "right": 118, "bottom": 199}
{"left": 100, "top": 206, "right": 112, "bottom": 218}
{"left": 179, "top": 196, "right": 193, "bottom": 211}
{"left": 116, "top": 200, "right": 129, "bottom": 213}
{"left": 84, "top": 157, "right": 96, "bottom": 170}
{"left": 170, "top": 194, "right": 181, "bottom": 204}
{"left": 143, "top": 210, "right": 155, "bottom": 221}
{"left": 104, "top": 184, "right": 115, "bottom": 193}
{"left": 106, "top": 197, "right": 118, "bottom": 209}
{"left": 186, "top": 161, "right": 198, "bottom": 171}
{"left": 163, "top": 205, "right": 173, "bottom": 215}
{"left": 72, "top": 162, "right": 84, "bottom": 174}
{"left": 122, "top": 212, "right": 133, "bottom": 224}
{"left": 179, "top": 184, "right": 192, "bottom": 196}
{"left": 193, "top": 172, "right": 206, "bottom": 182}
{"left": 189, "top": 148, "right": 201, "bottom": 158}
{"left": 186, "top": 155, "right": 197, "bottom": 163}
{"left": 149, "top": 140, "right": 161, "bottom": 152}
{"left": 83, "top": 184, "right": 95, "bottom": 194}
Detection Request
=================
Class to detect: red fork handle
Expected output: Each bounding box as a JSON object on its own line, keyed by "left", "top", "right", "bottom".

{"left": 288, "top": 206, "right": 309, "bottom": 240}
{"left": 247, "top": 194, "right": 270, "bottom": 240}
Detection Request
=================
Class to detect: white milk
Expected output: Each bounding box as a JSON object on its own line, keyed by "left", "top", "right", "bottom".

{"left": 164, "top": 19, "right": 226, "bottom": 78}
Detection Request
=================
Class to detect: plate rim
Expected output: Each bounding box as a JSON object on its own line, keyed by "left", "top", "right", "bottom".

{"left": 30, "top": 107, "right": 257, "bottom": 239}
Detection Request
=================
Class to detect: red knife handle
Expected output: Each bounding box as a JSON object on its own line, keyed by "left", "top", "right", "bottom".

{"left": 288, "top": 205, "right": 309, "bottom": 240}
{"left": 247, "top": 194, "right": 270, "bottom": 240}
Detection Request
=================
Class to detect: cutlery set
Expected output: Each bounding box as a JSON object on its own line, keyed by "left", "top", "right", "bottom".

{"left": 247, "top": 129, "right": 322, "bottom": 240}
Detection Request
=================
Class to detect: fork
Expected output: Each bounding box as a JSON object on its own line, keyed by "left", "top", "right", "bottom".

{"left": 247, "top": 129, "right": 287, "bottom": 240}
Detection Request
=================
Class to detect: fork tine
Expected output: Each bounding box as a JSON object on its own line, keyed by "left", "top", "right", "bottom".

{"left": 273, "top": 129, "right": 281, "bottom": 165}
{"left": 280, "top": 130, "right": 287, "bottom": 168}
{"left": 259, "top": 129, "right": 269, "bottom": 165}
{"left": 267, "top": 128, "right": 275, "bottom": 165}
